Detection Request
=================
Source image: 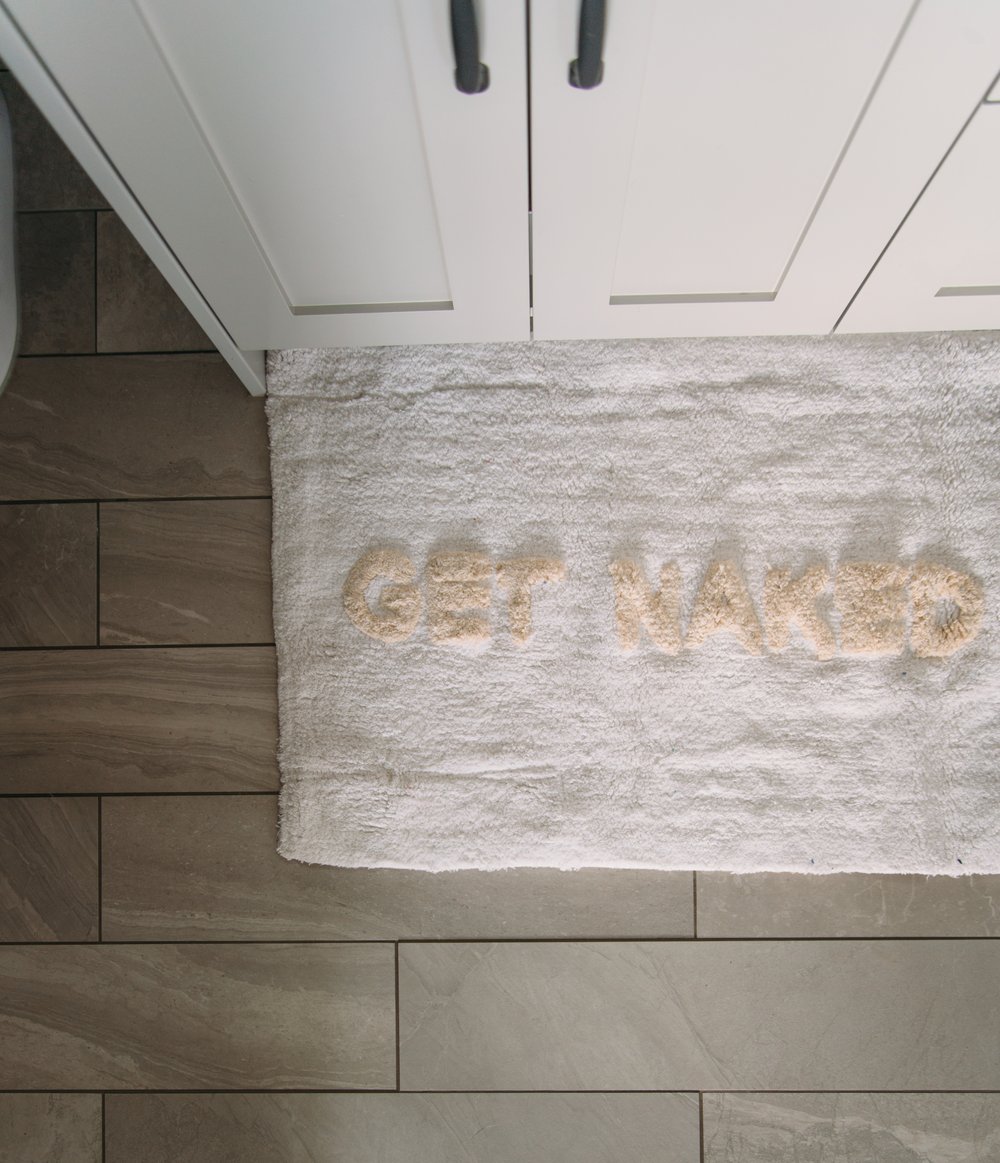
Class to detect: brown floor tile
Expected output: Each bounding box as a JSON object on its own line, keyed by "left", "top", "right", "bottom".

{"left": 703, "top": 1093, "right": 1000, "bottom": 1161}
{"left": 99, "top": 499, "right": 272, "bottom": 644}
{"left": 102, "top": 794, "right": 695, "bottom": 941}
{"left": 697, "top": 870, "right": 1000, "bottom": 937}
{"left": 0, "top": 942, "right": 395, "bottom": 1089}
{"left": 0, "top": 355, "right": 268, "bottom": 501}
{"left": 0, "top": 647, "right": 278, "bottom": 793}
{"left": 97, "top": 212, "right": 212, "bottom": 352}
{"left": 0, "top": 797, "right": 99, "bottom": 941}
{"left": 399, "top": 940, "right": 1000, "bottom": 1090}
{"left": 0, "top": 1094, "right": 101, "bottom": 1163}
{"left": 106, "top": 1093, "right": 700, "bottom": 1163}
{"left": 0, "top": 74, "right": 107, "bottom": 211}
{"left": 17, "top": 211, "right": 95, "bottom": 354}
{"left": 0, "top": 502, "right": 96, "bottom": 646}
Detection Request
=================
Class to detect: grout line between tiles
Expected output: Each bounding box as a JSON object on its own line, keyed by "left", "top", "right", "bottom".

{"left": 1, "top": 935, "right": 998, "bottom": 945}
{"left": 392, "top": 934, "right": 1000, "bottom": 943}
{"left": 387, "top": 1088, "right": 1000, "bottom": 1095}
{"left": 394, "top": 943, "right": 401, "bottom": 1091}
{"left": 699, "top": 1092, "right": 705, "bottom": 1163}
{"left": 17, "top": 348, "right": 219, "bottom": 358}
{"left": 92, "top": 210, "right": 98, "bottom": 353}
{"left": 0, "top": 641, "right": 276, "bottom": 652}
{"left": 0, "top": 939, "right": 395, "bottom": 946}
{"left": 2, "top": 1088, "right": 999, "bottom": 1095}
{"left": 692, "top": 871, "right": 698, "bottom": 939}
{"left": 94, "top": 502, "right": 101, "bottom": 646}
{"left": 96, "top": 796, "right": 103, "bottom": 942}
{"left": 0, "top": 496, "right": 272, "bottom": 507}
{"left": 1, "top": 1089, "right": 406, "bottom": 1096}
{"left": 0, "top": 791, "right": 278, "bottom": 799}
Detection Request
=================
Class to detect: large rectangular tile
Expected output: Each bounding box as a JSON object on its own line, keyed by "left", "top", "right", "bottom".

{"left": 99, "top": 499, "right": 272, "bottom": 644}
{"left": 102, "top": 794, "right": 694, "bottom": 940}
{"left": 0, "top": 797, "right": 98, "bottom": 941}
{"left": 703, "top": 1093, "right": 1000, "bottom": 1162}
{"left": 698, "top": 871, "right": 1000, "bottom": 937}
{"left": 17, "top": 211, "right": 95, "bottom": 355}
{"left": 0, "top": 74, "right": 107, "bottom": 211}
{"left": 0, "top": 355, "right": 268, "bottom": 501}
{"left": 0, "top": 943, "right": 395, "bottom": 1089}
{"left": 0, "top": 1094, "right": 101, "bottom": 1163}
{"left": 0, "top": 647, "right": 277, "bottom": 793}
{"left": 97, "top": 212, "right": 212, "bottom": 352}
{"left": 0, "top": 503, "right": 96, "bottom": 646}
{"left": 106, "top": 1092, "right": 699, "bottom": 1163}
{"left": 398, "top": 940, "right": 1000, "bottom": 1091}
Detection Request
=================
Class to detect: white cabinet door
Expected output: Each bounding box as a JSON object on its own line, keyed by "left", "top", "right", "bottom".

{"left": 839, "top": 101, "right": 1000, "bottom": 333}
{"left": 530, "top": 0, "right": 1000, "bottom": 340}
{"left": 2, "top": 0, "right": 529, "bottom": 349}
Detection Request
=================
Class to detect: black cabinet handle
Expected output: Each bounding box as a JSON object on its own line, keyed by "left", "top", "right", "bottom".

{"left": 569, "top": 0, "right": 606, "bottom": 89}
{"left": 450, "top": 0, "right": 489, "bottom": 94}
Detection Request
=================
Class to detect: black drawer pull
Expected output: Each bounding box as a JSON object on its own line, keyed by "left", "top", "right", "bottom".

{"left": 451, "top": 0, "right": 490, "bottom": 94}
{"left": 569, "top": 0, "right": 606, "bottom": 88}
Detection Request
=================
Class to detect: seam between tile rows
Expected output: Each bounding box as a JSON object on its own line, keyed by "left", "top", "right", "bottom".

{"left": 94, "top": 502, "right": 100, "bottom": 646}
{"left": 394, "top": 943, "right": 401, "bottom": 1092}
{"left": 96, "top": 797, "right": 102, "bottom": 943}
{"left": 2, "top": 936, "right": 998, "bottom": 945}
{"left": 17, "top": 348, "right": 218, "bottom": 357}
{"left": 0, "top": 496, "right": 272, "bottom": 506}
{"left": 699, "top": 1092, "right": 705, "bottom": 1163}
{"left": 2, "top": 1087, "right": 999, "bottom": 1095}
{"left": 0, "top": 642, "right": 276, "bottom": 652}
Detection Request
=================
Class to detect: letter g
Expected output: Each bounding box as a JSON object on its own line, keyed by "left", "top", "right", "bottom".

{"left": 342, "top": 549, "right": 423, "bottom": 643}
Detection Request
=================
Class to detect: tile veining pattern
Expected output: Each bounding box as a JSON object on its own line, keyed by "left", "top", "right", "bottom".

{"left": 0, "top": 61, "right": 998, "bottom": 1161}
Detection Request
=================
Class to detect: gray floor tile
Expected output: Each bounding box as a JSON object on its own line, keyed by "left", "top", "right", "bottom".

{"left": 0, "top": 797, "right": 98, "bottom": 941}
{"left": 398, "top": 941, "right": 1000, "bottom": 1091}
{"left": 0, "top": 647, "right": 278, "bottom": 793}
{"left": 106, "top": 1092, "right": 700, "bottom": 1163}
{"left": 17, "top": 211, "right": 95, "bottom": 354}
{"left": 99, "top": 499, "right": 272, "bottom": 644}
{"left": 0, "top": 355, "right": 268, "bottom": 501}
{"left": 102, "top": 794, "right": 694, "bottom": 940}
{"left": 0, "top": 74, "right": 107, "bottom": 211}
{"left": 698, "top": 871, "right": 1000, "bottom": 937}
{"left": 0, "top": 1094, "right": 101, "bottom": 1163}
{"left": 0, "top": 943, "right": 395, "bottom": 1089}
{"left": 703, "top": 1092, "right": 1000, "bottom": 1162}
{"left": 96, "top": 212, "right": 212, "bottom": 352}
{"left": 0, "top": 503, "right": 96, "bottom": 646}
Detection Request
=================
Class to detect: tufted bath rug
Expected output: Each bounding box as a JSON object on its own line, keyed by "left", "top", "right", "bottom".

{"left": 266, "top": 334, "right": 1000, "bottom": 874}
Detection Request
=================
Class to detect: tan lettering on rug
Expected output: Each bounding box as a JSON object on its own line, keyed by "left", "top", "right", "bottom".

{"left": 608, "top": 559, "right": 681, "bottom": 653}
{"left": 909, "top": 562, "right": 984, "bottom": 658}
{"left": 686, "top": 560, "right": 764, "bottom": 655}
{"left": 497, "top": 557, "right": 566, "bottom": 645}
{"left": 342, "top": 550, "right": 984, "bottom": 659}
{"left": 342, "top": 549, "right": 423, "bottom": 643}
{"left": 764, "top": 565, "right": 836, "bottom": 660}
{"left": 836, "top": 562, "right": 910, "bottom": 655}
{"left": 427, "top": 552, "right": 493, "bottom": 645}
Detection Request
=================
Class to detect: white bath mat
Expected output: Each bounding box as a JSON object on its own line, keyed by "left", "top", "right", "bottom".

{"left": 267, "top": 335, "right": 1000, "bottom": 874}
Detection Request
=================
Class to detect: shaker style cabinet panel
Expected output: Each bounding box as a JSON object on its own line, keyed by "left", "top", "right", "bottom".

{"left": 0, "top": 0, "right": 530, "bottom": 349}
{"left": 529, "top": 0, "right": 1000, "bottom": 339}
{"left": 839, "top": 102, "right": 1000, "bottom": 333}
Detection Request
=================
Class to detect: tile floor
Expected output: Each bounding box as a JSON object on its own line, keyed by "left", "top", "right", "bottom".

{"left": 1, "top": 62, "right": 999, "bottom": 1163}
